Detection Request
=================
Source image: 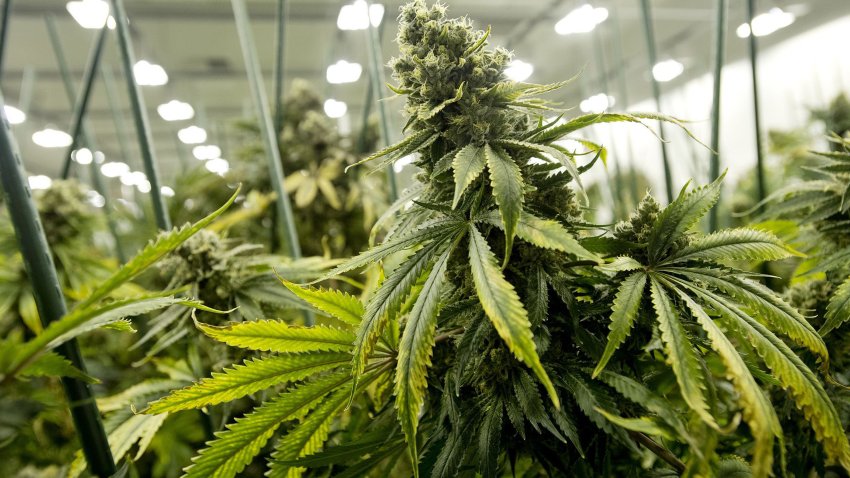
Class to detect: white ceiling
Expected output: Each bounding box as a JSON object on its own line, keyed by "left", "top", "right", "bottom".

{"left": 3, "top": 0, "right": 848, "bottom": 183}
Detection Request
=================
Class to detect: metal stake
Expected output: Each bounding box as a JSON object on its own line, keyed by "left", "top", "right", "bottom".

{"left": 0, "top": 0, "right": 12, "bottom": 79}
{"left": 110, "top": 0, "right": 171, "bottom": 230}
{"left": 639, "top": 0, "right": 674, "bottom": 203}
{"left": 746, "top": 0, "right": 767, "bottom": 205}
{"left": 0, "top": 90, "right": 116, "bottom": 478}
{"left": 272, "top": 0, "right": 288, "bottom": 137}
{"left": 708, "top": 0, "right": 728, "bottom": 231}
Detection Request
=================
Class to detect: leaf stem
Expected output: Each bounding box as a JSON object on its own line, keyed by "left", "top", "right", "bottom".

{"left": 628, "top": 431, "right": 685, "bottom": 474}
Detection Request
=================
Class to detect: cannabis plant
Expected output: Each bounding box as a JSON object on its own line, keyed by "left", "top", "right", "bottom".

{"left": 147, "top": 2, "right": 850, "bottom": 476}
{"left": 231, "top": 79, "right": 386, "bottom": 257}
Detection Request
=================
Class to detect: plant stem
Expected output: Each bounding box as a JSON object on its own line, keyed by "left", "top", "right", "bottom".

{"left": 638, "top": 0, "right": 674, "bottom": 204}
{"left": 708, "top": 0, "right": 728, "bottom": 232}
{"left": 0, "top": 91, "right": 115, "bottom": 477}
{"left": 110, "top": 0, "right": 172, "bottom": 230}
{"left": 628, "top": 431, "right": 685, "bottom": 474}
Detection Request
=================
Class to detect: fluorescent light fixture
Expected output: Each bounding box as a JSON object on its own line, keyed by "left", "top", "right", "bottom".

{"left": 101, "top": 161, "right": 130, "bottom": 178}
{"left": 133, "top": 60, "right": 168, "bottom": 86}
{"left": 326, "top": 60, "right": 363, "bottom": 84}
{"left": 93, "top": 151, "right": 105, "bottom": 164}
{"left": 161, "top": 186, "right": 175, "bottom": 197}
{"left": 193, "top": 145, "right": 222, "bottom": 161}
{"left": 337, "top": 0, "right": 383, "bottom": 30}
{"left": 579, "top": 93, "right": 615, "bottom": 113}
{"left": 555, "top": 4, "right": 608, "bottom": 35}
{"left": 652, "top": 59, "right": 684, "bottom": 82}
{"left": 4, "top": 105, "right": 26, "bottom": 124}
{"left": 737, "top": 7, "right": 795, "bottom": 38}
{"left": 86, "top": 190, "right": 105, "bottom": 208}
{"left": 28, "top": 175, "right": 53, "bottom": 190}
{"left": 504, "top": 59, "right": 534, "bottom": 82}
{"left": 323, "top": 99, "right": 347, "bottom": 119}
{"left": 66, "top": 0, "right": 115, "bottom": 30}
{"left": 136, "top": 179, "right": 151, "bottom": 193}
{"left": 120, "top": 170, "right": 147, "bottom": 187}
{"left": 157, "top": 100, "right": 194, "bottom": 121}
{"left": 393, "top": 154, "right": 415, "bottom": 173}
{"left": 177, "top": 125, "right": 207, "bottom": 144}
{"left": 205, "top": 158, "right": 230, "bottom": 175}
{"left": 73, "top": 148, "right": 93, "bottom": 165}
{"left": 32, "top": 128, "right": 73, "bottom": 148}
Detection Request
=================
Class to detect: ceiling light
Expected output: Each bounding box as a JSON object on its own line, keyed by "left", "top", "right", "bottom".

{"left": 101, "top": 161, "right": 130, "bottom": 178}
{"left": 28, "top": 175, "right": 53, "bottom": 190}
{"left": 120, "top": 170, "right": 147, "bottom": 187}
{"left": 326, "top": 60, "right": 363, "bottom": 84}
{"left": 393, "top": 154, "right": 415, "bottom": 173}
{"left": 161, "top": 186, "right": 175, "bottom": 197}
{"left": 93, "top": 151, "right": 106, "bottom": 164}
{"left": 205, "top": 158, "right": 229, "bottom": 175}
{"left": 66, "top": 0, "right": 115, "bottom": 30}
{"left": 32, "top": 128, "right": 72, "bottom": 148}
{"left": 4, "top": 105, "right": 26, "bottom": 124}
{"left": 652, "top": 59, "right": 684, "bottom": 82}
{"left": 323, "top": 99, "right": 347, "bottom": 119}
{"left": 136, "top": 179, "right": 151, "bottom": 193}
{"left": 337, "top": 0, "right": 383, "bottom": 30}
{"left": 737, "top": 7, "right": 795, "bottom": 38}
{"left": 73, "top": 148, "right": 93, "bottom": 164}
{"left": 504, "top": 59, "right": 534, "bottom": 82}
{"left": 555, "top": 4, "right": 608, "bottom": 35}
{"left": 157, "top": 100, "right": 194, "bottom": 121}
{"left": 579, "top": 93, "right": 615, "bottom": 113}
{"left": 133, "top": 60, "right": 168, "bottom": 86}
{"left": 177, "top": 125, "right": 207, "bottom": 144}
{"left": 86, "top": 190, "right": 105, "bottom": 208}
{"left": 193, "top": 145, "right": 221, "bottom": 160}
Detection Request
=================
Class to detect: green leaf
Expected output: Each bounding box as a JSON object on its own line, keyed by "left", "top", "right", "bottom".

{"left": 451, "top": 144, "right": 487, "bottom": 209}
{"left": 497, "top": 139, "right": 585, "bottom": 199}
{"left": 20, "top": 351, "right": 97, "bottom": 383}
{"left": 593, "top": 272, "right": 646, "bottom": 378}
{"left": 420, "top": 81, "right": 464, "bottom": 120}
{"left": 597, "top": 256, "right": 643, "bottom": 273}
{"left": 145, "top": 352, "right": 350, "bottom": 413}
{"left": 822, "top": 276, "right": 850, "bottom": 336}
{"left": 347, "top": 129, "right": 433, "bottom": 170}
{"left": 196, "top": 320, "right": 355, "bottom": 353}
{"left": 395, "top": 246, "right": 451, "bottom": 476}
{"left": 663, "top": 228, "right": 801, "bottom": 265}
{"left": 280, "top": 280, "right": 363, "bottom": 327}
{"left": 661, "top": 276, "right": 780, "bottom": 477}
{"left": 353, "top": 239, "right": 446, "bottom": 376}
{"left": 688, "top": 283, "right": 850, "bottom": 472}
{"left": 183, "top": 370, "right": 351, "bottom": 478}
{"left": 69, "top": 413, "right": 169, "bottom": 478}
{"left": 648, "top": 275, "right": 716, "bottom": 428}
{"left": 468, "top": 224, "right": 558, "bottom": 408}
{"left": 485, "top": 143, "right": 524, "bottom": 265}
{"left": 647, "top": 174, "right": 725, "bottom": 263}
{"left": 594, "top": 408, "right": 675, "bottom": 441}
{"left": 482, "top": 210, "right": 599, "bottom": 262}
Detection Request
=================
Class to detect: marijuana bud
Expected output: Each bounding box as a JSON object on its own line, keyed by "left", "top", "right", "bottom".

{"left": 158, "top": 229, "right": 245, "bottom": 302}
{"left": 613, "top": 193, "right": 661, "bottom": 244}
{"left": 34, "top": 179, "right": 100, "bottom": 244}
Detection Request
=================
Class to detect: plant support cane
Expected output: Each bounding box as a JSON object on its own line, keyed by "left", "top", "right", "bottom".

{"left": 708, "top": 0, "right": 728, "bottom": 231}
{"left": 0, "top": 90, "right": 116, "bottom": 477}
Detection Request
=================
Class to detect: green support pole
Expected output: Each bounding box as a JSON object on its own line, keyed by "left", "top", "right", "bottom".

{"left": 355, "top": 78, "right": 374, "bottom": 153}
{"left": 0, "top": 0, "right": 12, "bottom": 79}
{"left": 609, "top": 5, "right": 639, "bottom": 206}
{"left": 639, "top": 0, "right": 674, "bottom": 204}
{"left": 364, "top": 0, "right": 398, "bottom": 202}
{"left": 272, "top": 0, "right": 288, "bottom": 137}
{"left": 100, "top": 64, "right": 134, "bottom": 168}
{"left": 110, "top": 0, "right": 171, "bottom": 230}
{"left": 46, "top": 17, "right": 126, "bottom": 262}
{"left": 746, "top": 0, "right": 767, "bottom": 205}
{"left": 0, "top": 90, "right": 116, "bottom": 478}
{"left": 230, "top": 0, "right": 302, "bottom": 258}
{"left": 591, "top": 28, "right": 625, "bottom": 211}
{"left": 61, "top": 25, "right": 108, "bottom": 180}
{"left": 708, "top": 0, "right": 728, "bottom": 231}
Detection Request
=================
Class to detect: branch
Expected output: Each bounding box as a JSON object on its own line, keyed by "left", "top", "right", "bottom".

{"left": 628, "top": 431, "right": 685, "bottom": 474}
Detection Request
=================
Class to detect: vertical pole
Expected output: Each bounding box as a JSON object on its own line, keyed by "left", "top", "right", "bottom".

{"left": 45, "top": 17, "right": 126, "bottom": 262}
{"left": 364, "top": 0, "right": 398, "bottom": 202}
{"left": 708, "top": 0, "right": 728, "bottom": 231}
{"left": 230, "top": 0, "right": 302, "bottom": 259}
{"left": 0, "top": 91, "right": 116, "bottom": 478}
{"left": 0, "top": 0, "right": 12, "bottom": 79}
{"left": 638, "top": 0, "right": 674, "bottom": 204}
{"left": 746, "top": 0, "right": 767, "bottom": 205}
{"left": 355, "top": 78, "right": 374, "bottom": 154}
{"left": 609, "top": 4, "right": 639, "bottom": 206}
{"left": 18, "top": 66, "right": 35, "bottom": 112}
{"left": 110, "top": 0, "right": 171, "bottom": 230}
{"left": 591, "top": 28, "right": 625, "bottom": 213}
{"left": 272, "top": 0, "right": 288, "bottom": 137}
{"left": 100, "top": 65, "right": 134, "bottom": 168}
{"left": 61, "top": 25, "right": 108, "bottom": 180}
